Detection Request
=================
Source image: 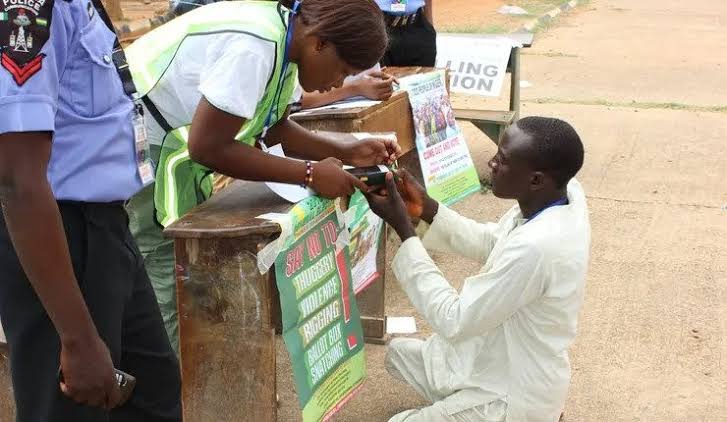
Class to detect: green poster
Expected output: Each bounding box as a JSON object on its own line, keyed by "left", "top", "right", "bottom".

{"left": 275, "top": 197, "right": 366, "bottom": 422}
{"left": 400, "top": 71, "right": 481, "bottom": 205}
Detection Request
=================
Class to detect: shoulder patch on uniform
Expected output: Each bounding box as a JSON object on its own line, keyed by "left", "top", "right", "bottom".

{"left": 0, "top": 0, "right": 54, "bottom": 85}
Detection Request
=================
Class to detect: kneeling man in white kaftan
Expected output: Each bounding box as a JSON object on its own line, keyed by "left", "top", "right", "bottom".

{"left": 364, "top": 117, "right": 591, "bottom": 422}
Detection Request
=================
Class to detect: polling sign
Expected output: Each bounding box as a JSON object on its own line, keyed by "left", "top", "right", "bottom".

{"left": 435, "top": 35, "right": 517, "bottom": 97}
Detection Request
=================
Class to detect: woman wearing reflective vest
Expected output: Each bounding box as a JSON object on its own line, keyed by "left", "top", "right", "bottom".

{"left": 124, "top": 0, "right": 396, "bottom": 352}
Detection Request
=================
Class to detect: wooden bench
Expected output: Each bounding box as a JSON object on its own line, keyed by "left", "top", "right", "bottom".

{"left": 453, "top": 108, "right": 516, "bottom": 145}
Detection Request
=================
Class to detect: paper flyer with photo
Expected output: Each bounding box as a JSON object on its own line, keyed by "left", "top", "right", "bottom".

{"left": 346, "top": 191, "right": 384, "bottom": 294}
{"left": 401, "top": 71, "right": 481, "bottom": 205}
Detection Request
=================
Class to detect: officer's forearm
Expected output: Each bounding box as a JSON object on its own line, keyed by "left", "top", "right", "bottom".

{"left": 195, "top": 141, "right": 309, "bottom": 185}
{"left": 0, "top": 133, "right": 98, "bottom": 346}
{"left": 189, "top": 98, "right": 335, "bottom": 182}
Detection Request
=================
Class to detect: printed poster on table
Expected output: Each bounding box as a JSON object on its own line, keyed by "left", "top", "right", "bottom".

{"left": 275, "top": 197, "right": 366, "bottom": 422}
{"left": 346, "top": 191, "right": 384, "bottom": 294}
{"left": 401, "top": 70, "right": 481, "bottom": 205}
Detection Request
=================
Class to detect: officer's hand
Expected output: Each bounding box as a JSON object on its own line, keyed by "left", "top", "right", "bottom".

{"left": 60, "top": 334, "right": 122, "bottom": 410}
{"left": 311, "top": 158, "right": 369, "bottom": 199}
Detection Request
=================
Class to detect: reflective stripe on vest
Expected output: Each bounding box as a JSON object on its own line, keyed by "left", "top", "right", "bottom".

{"left": 126, "top": 1, "right": 299, "bottom": 226}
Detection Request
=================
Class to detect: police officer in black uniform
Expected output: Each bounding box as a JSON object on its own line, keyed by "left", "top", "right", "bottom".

{"left": 0, "top": 0, "right": 181, "bottom": 419}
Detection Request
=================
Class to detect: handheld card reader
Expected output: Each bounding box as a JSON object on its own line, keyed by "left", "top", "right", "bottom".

{"left": 347, "top": 165, "right": 389, "bottom": 187}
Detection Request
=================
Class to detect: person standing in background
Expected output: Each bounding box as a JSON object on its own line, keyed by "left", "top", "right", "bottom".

{"left": 378, "top": 0, "right": 436, "bottom": 67}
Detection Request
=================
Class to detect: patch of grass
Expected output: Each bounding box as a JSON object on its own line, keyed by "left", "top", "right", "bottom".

{"left": 530, "top": 17, "right": 557, "bottom": 33}
{"left": 480, "top": 179, "right": 493, "bottom": 194}
{"left": 522, "top": 51, "right": 579, "bottom": 58}
{"left": 528, "top": 98, "right": 727, "bottom": 114}
{"left": 511, "top": 0, "right": 568, "bottom": 16}
{"left": 517, "top": 0, "right": 590, "bottom": 34}
{"left": 441, "top": 24, "right": 508, "bottom": 34}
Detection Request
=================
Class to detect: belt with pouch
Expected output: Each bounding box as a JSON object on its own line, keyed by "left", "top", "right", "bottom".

{"left": 384, "top": 9, "right": 422, "bottom": 27}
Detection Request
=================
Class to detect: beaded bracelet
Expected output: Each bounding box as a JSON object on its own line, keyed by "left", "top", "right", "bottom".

{"left": 302, "top": 161, "right": 313, "bottom": 188}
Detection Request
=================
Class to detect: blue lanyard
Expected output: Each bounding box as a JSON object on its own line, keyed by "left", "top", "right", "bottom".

{"left": 259, "top": 0, "right": 301, "bottom": 152}
{"left": 524, "top": 198, "right": 568, "bottom": 224}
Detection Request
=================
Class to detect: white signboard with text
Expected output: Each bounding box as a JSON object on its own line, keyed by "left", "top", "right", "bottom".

{"left": 436, "top": 35, "right": 516, "bottom": 97}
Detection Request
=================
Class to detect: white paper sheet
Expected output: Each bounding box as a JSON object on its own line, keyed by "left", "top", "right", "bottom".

{"left": 265, "top": 144, "right": 314, "bottom": 203}
{"left": 294, "top": 99, "right": 382, "bottom": 116}
{"left": 386, "top": 317, "right": 418, "bottom": 334}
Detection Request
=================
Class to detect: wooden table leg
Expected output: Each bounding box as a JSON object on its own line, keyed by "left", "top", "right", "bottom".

{"left": 356, "top": 225, "right": 388, "bottom": 344}
{"left": 176, "top": 237, "right": 277, "bottom": 421}
{"left": 509, "top": 47, "right": 521, "bottom": 121}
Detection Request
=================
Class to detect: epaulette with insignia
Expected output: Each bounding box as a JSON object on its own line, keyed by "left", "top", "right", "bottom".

{"left": 0, "top": 0, "right": 54, "bottom": 85}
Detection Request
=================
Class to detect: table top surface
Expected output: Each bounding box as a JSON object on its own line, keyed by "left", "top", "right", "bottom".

{"left": 165, "top": 180, "right": 289, "bottom": 239}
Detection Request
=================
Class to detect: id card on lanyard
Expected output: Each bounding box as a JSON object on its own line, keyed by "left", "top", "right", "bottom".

{"left": 91, "top": 0, "right": 155, "bottom": 186}
{"left": 258, "top": 0, "right": 301, "bottom": 153}
{"left": 133, "top": 111, "right": 154, "bottom": 185}
{"left": 391, "top": 0, "right": 407, "bottom": 13}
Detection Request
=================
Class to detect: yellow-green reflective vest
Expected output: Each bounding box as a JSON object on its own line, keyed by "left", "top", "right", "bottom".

{"left": 127, "top": 1, "right": 298, "bottom": 227}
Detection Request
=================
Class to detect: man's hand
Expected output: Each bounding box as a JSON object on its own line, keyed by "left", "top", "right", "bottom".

{"left": 342, "top": 136, "right": 401, "bottom": 167}
{"left": 364, "top": 173, "right": 416, "bottom": 241}
{"left": 395, "top": 169, "right": 439, "bottom": 224}
{"left": 60, "top": 335, "right": 122, "bottom": 410}
{"left": 352, "top": 70, "right": 397, "bottom": 101}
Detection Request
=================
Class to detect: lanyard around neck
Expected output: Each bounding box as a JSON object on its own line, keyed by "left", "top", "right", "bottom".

{"left": 524, "top": 197, "right": 568, "bottom": 224}
{"left": 258, "top": 0, "right": 301, "bottom": 152}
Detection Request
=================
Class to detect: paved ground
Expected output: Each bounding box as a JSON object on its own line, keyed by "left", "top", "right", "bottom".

{"left": 280, "top": 1, "right": 727, "bottom": 421}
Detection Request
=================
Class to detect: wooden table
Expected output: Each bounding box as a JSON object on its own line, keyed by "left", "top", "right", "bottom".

{"left": 166, "top": 72, "right": 438, "bottom": 419}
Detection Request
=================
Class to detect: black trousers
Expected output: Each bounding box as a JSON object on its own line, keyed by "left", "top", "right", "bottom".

{"left": 381, "top": 11, "right": 438, "bottom": 67}
{"left": 0, "top": 202, "right": 181, "bottom": 422}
